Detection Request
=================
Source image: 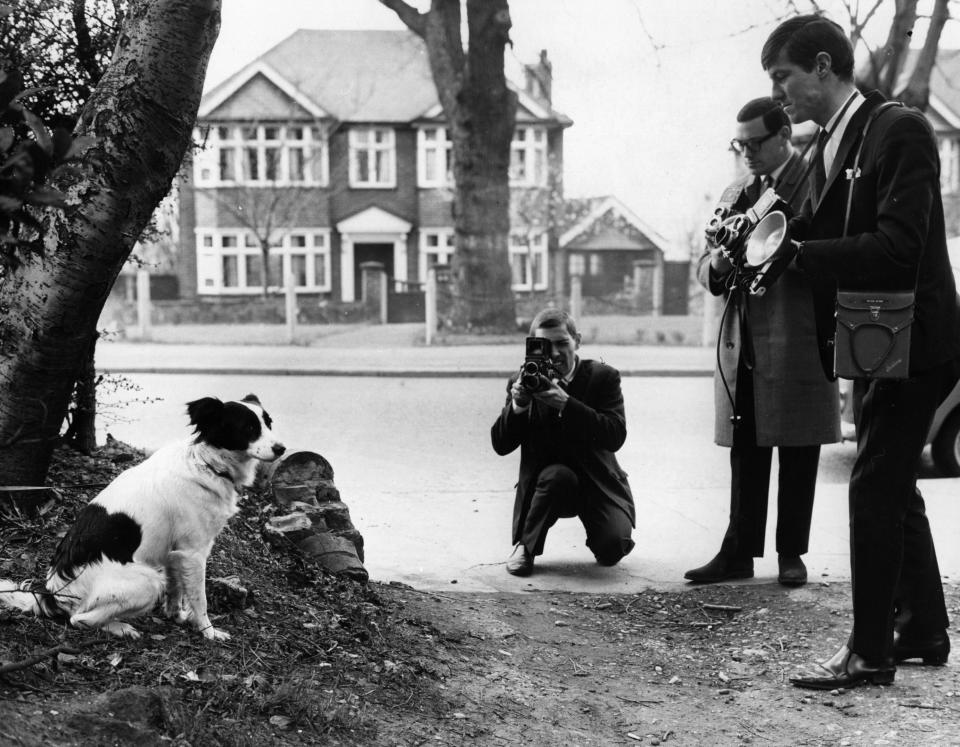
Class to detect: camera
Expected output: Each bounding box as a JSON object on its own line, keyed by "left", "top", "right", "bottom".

{"left": 712, "top": 186, "right": 793, "bottom": 267}
{"left": 521, "top": 336, "right": 561, "bottom": 391}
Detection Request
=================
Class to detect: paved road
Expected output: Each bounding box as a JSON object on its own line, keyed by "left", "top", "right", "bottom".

{"left": 94, "top": 355, "right": 960, "bottom": 595}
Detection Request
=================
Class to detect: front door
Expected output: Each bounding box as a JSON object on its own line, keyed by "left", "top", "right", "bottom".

{"left": 353, "top": 243, "right": 394, "bottom": 301}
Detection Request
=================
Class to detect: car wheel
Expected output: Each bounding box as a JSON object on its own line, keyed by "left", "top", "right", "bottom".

{"left": 931, "top": 410, "right": 960, "bottom": 478}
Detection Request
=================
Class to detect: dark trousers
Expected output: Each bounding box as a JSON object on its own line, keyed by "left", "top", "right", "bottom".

{"left": 519, "top": 464, "right": 635, "bottom": 566}
{"left": 720, "top": 365, "right": 821, "bottom": 559}
{"left": 848, "top": 358, "right": 960, "bottom": 662}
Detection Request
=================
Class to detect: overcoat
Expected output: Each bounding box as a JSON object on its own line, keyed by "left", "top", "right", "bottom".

{"left": 698, "top": 150, "right": 840, "bottom": 447}
{"left": 490, "top": 358, "right": 635, "bottom": 546}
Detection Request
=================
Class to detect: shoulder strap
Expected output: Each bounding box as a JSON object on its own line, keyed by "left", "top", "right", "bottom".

{"left": 842, "top": 101, "right": 904, "bottom": 237}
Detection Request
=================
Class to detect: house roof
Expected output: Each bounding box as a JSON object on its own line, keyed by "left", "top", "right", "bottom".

{"left": 559, "top": 196, "right": 674, "bottom": 257}
{"left": 201, "top": 29, "right": 572, "bottom": 126}
{"left": 898, "top": 48, "right": 960, "bottom": 129}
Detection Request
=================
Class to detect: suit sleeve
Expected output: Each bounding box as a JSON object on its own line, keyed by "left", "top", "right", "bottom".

{"left": 559, "top": 366, "right": 627, "bottom": 452}
{"left": 491, "top": 376, "right": 527, "bottom": 456}
{"left": 697, "top": 245, "right": 731, "bottom": 296}
{"left": 798, "top": 112, "right": 936, "bottom": 287}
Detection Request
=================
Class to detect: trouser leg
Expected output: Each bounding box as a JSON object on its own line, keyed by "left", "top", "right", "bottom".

{"left": 520, "top": 464, "right": 579, "bottom": 556}
{"left": 720, "top": 364, "right": 772, "bottom": 559}
{"left": 848, "top": 359, "right": 959, "bottom": 662}
{"left": 775, "top": 445, "right": 821, "bottom": 556}
{"left": 580, "top": 501, "right": 635, "bottom": 566}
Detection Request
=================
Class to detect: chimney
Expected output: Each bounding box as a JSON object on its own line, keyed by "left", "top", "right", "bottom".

{"left": 524, "top": 49, "right": 552, "bottom": 104}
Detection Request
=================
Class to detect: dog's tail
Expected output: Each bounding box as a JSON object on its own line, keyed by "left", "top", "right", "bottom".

{"left": 0, "top": 578, "right": 68, "bottom": 619}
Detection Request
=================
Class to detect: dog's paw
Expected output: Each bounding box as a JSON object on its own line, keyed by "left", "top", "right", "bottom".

{"left": 202, "top": 626, "right": 231, "bottom": 642}
{"left": 102, "top": 621, "right": 142, "bottom": 639}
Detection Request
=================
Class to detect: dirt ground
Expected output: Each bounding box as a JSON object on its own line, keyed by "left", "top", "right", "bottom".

{"left": 2, "top": 444, "right": 960, "bottom": 746}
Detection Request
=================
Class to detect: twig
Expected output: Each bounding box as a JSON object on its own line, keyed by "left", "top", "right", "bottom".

{"left": 701, "top": 603, "right": 742, "bottom": 613}
{"left": 616, "top": 695, "right": 663, "bottom": 707}
{"left": 0, "top": 638, "right": 98, "bottom": 675}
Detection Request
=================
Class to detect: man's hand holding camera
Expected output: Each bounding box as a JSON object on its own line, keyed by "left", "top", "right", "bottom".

{"left": 511, "top": 336, "right": 571, "bottom": 413}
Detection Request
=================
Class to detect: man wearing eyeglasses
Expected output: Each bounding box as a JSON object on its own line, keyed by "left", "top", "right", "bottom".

{"left": 686, "top": 96, "right": 839, "bottom": 586}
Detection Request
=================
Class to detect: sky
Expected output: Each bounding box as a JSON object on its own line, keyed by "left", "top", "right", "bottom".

{"left": 202, "top": 0, "right": 960, "bottom": 256}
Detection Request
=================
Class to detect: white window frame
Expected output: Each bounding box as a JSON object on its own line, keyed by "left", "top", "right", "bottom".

{"left": 418, "top": 228, "right": 456, "bottom": 282}
{"left": 509, "top": 126, "right": 548, "bottom": 187}
{"left": 194, "top": 123, "right": 329, "bottom": 187}
{"left": 349, "top": 126, "right": 396, "bottom": 188}
{"left": 196, "top": 228, "right": 332, "bottom": 294}
{"left": 509, "top": 231, "right": 548, "bottom": 291}
{"left": 417, "top": 126, "right": 453, "bottom": 187}
{"left": 940, "top": 135, "right": 960, "bottom": 194}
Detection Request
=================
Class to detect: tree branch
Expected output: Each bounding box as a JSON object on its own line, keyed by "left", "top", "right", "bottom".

{"left": 379, "top": 0, "right": 426, "bottom": 37}
{"left": 0, "top": 639, "right": 98, "bottom": 676}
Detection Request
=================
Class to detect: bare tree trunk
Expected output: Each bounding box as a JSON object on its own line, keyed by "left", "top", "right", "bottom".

{"left": 859, "top": 0, "right": 918, "bottom": 95}
{"left": 62, "top": 338, "right": 99, "bottom": 455}
{"left": 899, "top": 0, "right": 950, "bottom": 110}
{"left": 383, "top": 0, "right": 517, "bottom": 331}
{"left": 0, "top": 0, "right": 220, "bottom": 484}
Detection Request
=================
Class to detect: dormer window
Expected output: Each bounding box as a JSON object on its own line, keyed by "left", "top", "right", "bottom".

{"left": 349, "top": 126, "right": 396, "bottom": 188}
{"left": 510, "top": 126, "right": 547, "bottom": 187}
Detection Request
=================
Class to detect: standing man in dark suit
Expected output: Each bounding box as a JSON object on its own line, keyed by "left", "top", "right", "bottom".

{"left": 762, "top": 14, "right": 960, "bottom": 689}
{"left": 491, "top": 308, "right": 635, "bottom": 576}
{"left": 686, "top": 97, "right": 840, "bottom": 587}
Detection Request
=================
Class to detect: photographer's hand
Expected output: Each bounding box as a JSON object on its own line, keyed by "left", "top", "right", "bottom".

{"left": 708, "top": 246, "right": 733, "bottom": 275}
{"left": 532, "top": 378, "right": 569, "bottom": 412}
{"left": 510, "top": 376, "right": 532, "bottom": 411}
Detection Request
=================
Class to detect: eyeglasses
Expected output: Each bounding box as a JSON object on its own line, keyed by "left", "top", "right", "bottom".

{"left": 730, "top": 130, "right": 778, "bottom": 154}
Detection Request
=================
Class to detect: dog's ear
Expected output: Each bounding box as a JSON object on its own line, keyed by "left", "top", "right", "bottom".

{"left": 187, "top": 397, "right": 224, "bottom": 429}
{"left": 241, "top": 393, "right": 261, "bottom": 406}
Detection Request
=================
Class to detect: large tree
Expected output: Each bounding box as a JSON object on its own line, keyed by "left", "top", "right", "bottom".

{"left": 0, "top": 0, "right": 220, "bottom": 484}
{"left": 381, "top": 0, "right": 517, "bottom": 331}
{"left": 846, "top": 0, "right": 953, "bottom": 110}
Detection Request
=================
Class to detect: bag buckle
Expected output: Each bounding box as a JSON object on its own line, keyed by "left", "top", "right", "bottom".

{"left": 869, "top": 305, "right": 881, "bottom": 321}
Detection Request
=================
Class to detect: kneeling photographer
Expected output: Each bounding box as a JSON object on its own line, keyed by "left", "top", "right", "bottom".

{"left": 685, "top": 97, "right": 839, "bottom": 587}
{"left": 491, "top": 308, "right": 635, "bottom": 577}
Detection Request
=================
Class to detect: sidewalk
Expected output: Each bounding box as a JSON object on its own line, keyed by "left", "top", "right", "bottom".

{"left": 96, "top": 322, "right": 716, "bottom": 377}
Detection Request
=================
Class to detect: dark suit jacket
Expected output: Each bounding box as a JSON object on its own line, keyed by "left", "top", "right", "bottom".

{"left": 798, "top": 90, "right": 960, "bottom": 377}
{"left": 698, "top": 152, "right": 840, "bottom": 446}
{"left": 490, "top": 358, "right": 635, "bottom": 545}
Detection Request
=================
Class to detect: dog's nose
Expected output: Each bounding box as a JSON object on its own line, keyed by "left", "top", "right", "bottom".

{"left": 272, "top": 443, "right": 286, "bottom": 457}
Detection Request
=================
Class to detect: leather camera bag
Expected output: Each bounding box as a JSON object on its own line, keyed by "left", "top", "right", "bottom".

{"left": 832, "top": 101, "right": 915, "bottom": 380}
{"left": 834, "top": 290, "right": 914, "bottom": 378}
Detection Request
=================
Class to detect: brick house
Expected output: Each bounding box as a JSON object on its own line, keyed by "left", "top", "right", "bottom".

{"left": 177, "top": 29, "right": 572, "bottom": 310}
{"left": 921, "top": 49, "right": 960, "bottom": 236}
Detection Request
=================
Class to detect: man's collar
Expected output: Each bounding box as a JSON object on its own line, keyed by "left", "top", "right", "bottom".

{"left": 562, "top": 356, "right": 580, "bottom": 385}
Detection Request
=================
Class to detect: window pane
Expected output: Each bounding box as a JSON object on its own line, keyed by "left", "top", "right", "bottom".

{"left": 202, "top": 235, "right": 213, "bottom": 248}
{"left": 376, "top": 149, "right": 391, "bottom": 182}
{"left": 241, "top": 126, "right": 257, "bottom": 140}
{"left": 531, "top": 252, "right": 543, "bottom": 286}
{"left": 290, "top": 234, "right": 307, "bottom": 248}
{"left": 289, "top": 148, "right": 305, "bottom": 181}
{"left": 291, "top": 255, "right": 307, "bottom": 286}
{"left": 244, "top": 234, "right": 258, "bottom": 247}
{"left": 511, "top": 253, "right": 528, "bottom": 286}
{"left": 245, "top": 255, "right": 263, "bottom": 287}
{"left": 314, "top": 253, "right": 327, "bottom": 287}
{"left": 217, "top": 126, "right": 231, "bottom": 140}
{"left": 356, "top": 150, "right": 370, "bottom": 182}
{"left": 263, "top": 126, "right": 279, "bottom": 140}
{"left": 222, "top": 235, "right": 238, "bottom": 248}
{"left": 510, "top": 149, "right": 525, "bottom": 181}
{"left": 265, "top": 148, "right": 280, "bottom": 180}
{"left": 219, "top": 148, "right": 235, "bottom": 180}
{"left": 268, "top": 253, "right": 283, "bottom": 287}
{"left": 244, "top": 148, "right": 259, "bottom": 180}
{"left": 288, "top": 126, "right": 303, "bottom": 140}
{"left": 424, "top": 150, "right": 437, "bottom": 181}
{"left": 222, "top": 256, "right": 239, "bottom": 287}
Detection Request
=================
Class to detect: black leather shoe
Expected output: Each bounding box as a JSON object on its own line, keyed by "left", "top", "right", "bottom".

{"left": 777, "top": 554, "right": 807, "bottom": 586}
{"left": 506, "top": 544, "right": 534, "bottom": 577}
{"left": 894, "top": 631, "right": 950, "bottom": 665}
{"left": 790, "top": 645, "right": 895, "bottom": 690}
{"left": 684, "top": 553, "right": 753, "bottom": 584}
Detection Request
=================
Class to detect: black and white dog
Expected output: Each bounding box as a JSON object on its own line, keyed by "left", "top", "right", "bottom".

{"left": 0, "top": 394, "right": 285, "bottom": 641}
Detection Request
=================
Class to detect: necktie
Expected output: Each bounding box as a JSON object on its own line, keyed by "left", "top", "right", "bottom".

{"left": 760, "top": 175, "right": 772, "bottom": 194}
{"left": 813, "top": 128, "right": 829, "bottom": 200}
